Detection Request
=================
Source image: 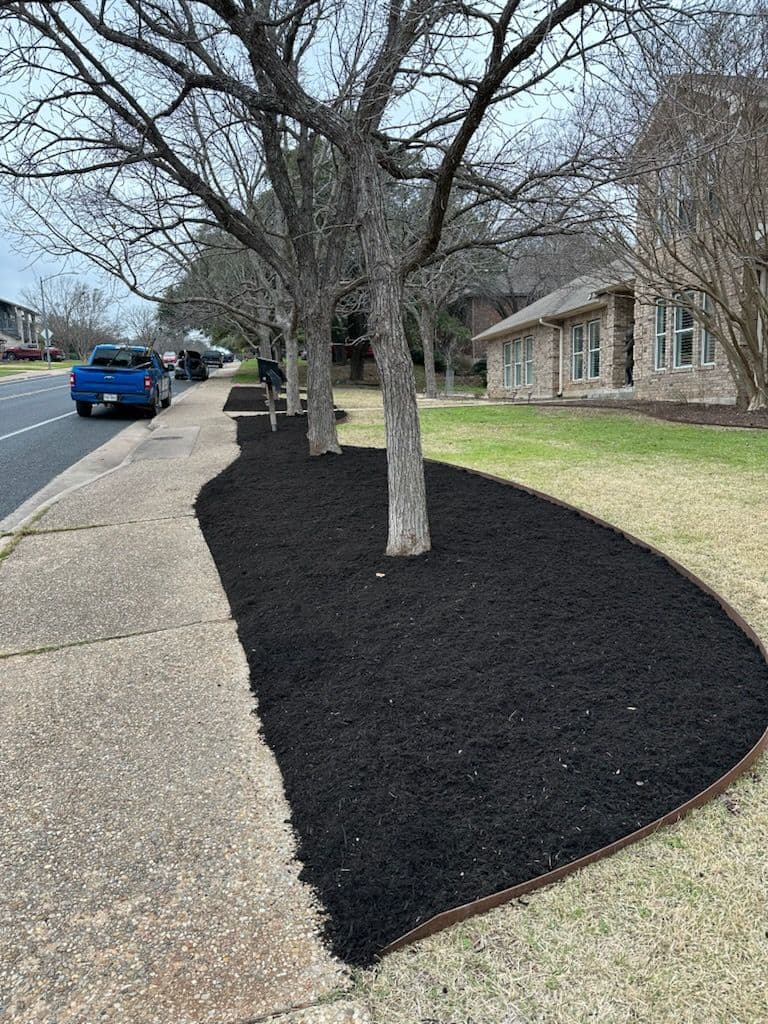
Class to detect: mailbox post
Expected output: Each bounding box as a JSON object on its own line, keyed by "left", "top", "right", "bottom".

{"left": 257, "top": 357, "right": 287, "bottom": 433}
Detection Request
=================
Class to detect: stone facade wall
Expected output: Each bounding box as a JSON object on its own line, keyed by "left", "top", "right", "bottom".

{"left": 486, "top": 295, "right": 633, "bottom": 401}
{"left": 632, "top": 286, "right": 739, "bottom": 406}
{"left": 559, "top": 301, "right": 624, "bottom": 398}
{"left": 486, "top": 324, "right": 559, "bottom": 401}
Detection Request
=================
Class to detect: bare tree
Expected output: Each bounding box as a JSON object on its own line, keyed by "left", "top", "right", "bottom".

{"left": 0, "top": 1, "right": 708, "bottom": 554}
{"left": 596, "top": 8, "right": 768, "bottom": 409}
{"left": 161, "top": 233, "right": 304, "bottom": 414}
{"left": 22, "top": 277, "right": 119, "bottom": 359}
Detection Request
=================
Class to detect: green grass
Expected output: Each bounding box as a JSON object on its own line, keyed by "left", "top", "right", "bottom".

{"left": 347, "top": 398, "right": 768, "bottom": 1024}
{"left": 414, "top": 404, "right": 768, "bottom": 473}
{"left": 0, "top": 359, "right": 77, "bottom": 377}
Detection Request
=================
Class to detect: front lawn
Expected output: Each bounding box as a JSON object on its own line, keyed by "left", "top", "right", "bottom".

{"left": 330, "top": 396, "right": 768, "bottom": 1024}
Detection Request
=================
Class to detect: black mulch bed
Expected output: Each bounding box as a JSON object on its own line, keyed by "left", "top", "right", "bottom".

{"left": 196, "top": 416, "right": 768, "bottom": 966}
{"left": 224, "top": 385, "right": 308, "bottom": 413}
{"left": 545, "top": 398, "right": 768, "bottom": 430}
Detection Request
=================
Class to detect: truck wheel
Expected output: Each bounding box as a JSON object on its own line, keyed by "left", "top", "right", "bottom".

{"left": 147, "top": 389, "right": 162, "bottom": 417}
{"left": 161, "top": 388, "right": 172, "bottom": 409}
{"left": 5, "top": 353, "right": 15, "bottom": 361}
{"left": 75, "top": 401, "right": 92, "bottom": 417}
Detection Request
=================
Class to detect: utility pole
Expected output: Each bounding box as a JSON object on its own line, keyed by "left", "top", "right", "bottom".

{"left": 39, "top": 280, "right": 52, "bottom": 371}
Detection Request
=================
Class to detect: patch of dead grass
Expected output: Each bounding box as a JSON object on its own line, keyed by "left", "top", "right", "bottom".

{"left": 339, "top": 401, "right": 768, "bottom": 1024}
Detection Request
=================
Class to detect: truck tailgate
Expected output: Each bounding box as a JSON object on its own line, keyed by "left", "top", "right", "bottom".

{"left": 72, "top": 366, "right": 148, "bottom": 395}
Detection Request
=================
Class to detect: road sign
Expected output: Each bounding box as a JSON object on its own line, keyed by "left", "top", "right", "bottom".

{"left": 40, "top": 328, "right": 53, "bottom": 343}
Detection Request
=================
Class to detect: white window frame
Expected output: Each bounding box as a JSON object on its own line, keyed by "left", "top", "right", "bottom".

{"left": 523, "top": 335, "right": 534, "bottom": 385}
{"left": 502, "top": 341, "right": 512, "bottom": 387}
{"left": 700, "top": 293, "right": 715, "bottom": 366}
{"left": 655, "top": 299, "right": 667, "bottom": 370}
{"left": 513, "top": 338, "right": 523, "bottom": 386}
{"left": 673, "top": 292, "right": 695, "bottom": 369}
{"left": 571, "top": 324, "right": 584, "bottom": 381}
{"left": 587, "top": 320, "right": 600, "bottom": 379}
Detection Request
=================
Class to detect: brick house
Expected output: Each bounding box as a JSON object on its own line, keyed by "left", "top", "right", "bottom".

{"left": 477, "top": 75, "right": 768, "bottom": 407}
{"left": 476, "top": 261, "right": 636, "bottom": 401}
{"left": 476, "top": 264, "right": 741, "bottom": 404}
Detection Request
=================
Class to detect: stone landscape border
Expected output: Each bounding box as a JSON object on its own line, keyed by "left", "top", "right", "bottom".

{"left": 381, "top": 464, "right": 768, "bottom": 956}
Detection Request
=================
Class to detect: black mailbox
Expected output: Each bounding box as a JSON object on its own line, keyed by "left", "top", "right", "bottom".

{"left": 257, "top": 357, "right": 287, "bottom": 394}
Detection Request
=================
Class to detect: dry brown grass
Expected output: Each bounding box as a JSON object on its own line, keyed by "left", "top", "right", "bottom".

{"left": 333, "top": 392, "right": 768, "bottom": 1024}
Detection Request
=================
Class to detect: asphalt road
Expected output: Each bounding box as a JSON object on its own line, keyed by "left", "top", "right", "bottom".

{"left": 0, "top": 372, "right": 198, "bottom": 522}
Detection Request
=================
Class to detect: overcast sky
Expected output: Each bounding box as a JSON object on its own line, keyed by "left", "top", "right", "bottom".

{"left": 0, "top": 223, "right": 145, "bottom": 317}
{"left": 0, "top": 228, "right": 64, "bottom": 306}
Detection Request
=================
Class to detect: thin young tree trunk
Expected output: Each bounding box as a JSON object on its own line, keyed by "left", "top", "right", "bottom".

{"left": 349, "top": 340, "right": 366, "bottom": 382}
{"left": 418, "top": 306, "right": 439, "bottom": 399}
{"left": 355, "top": 148, "right": 430, "bottom": 556}
{"left": 303, "top": 297, "right": 341, "bottom": 455}
{"left": 284, "top": 327, "right": 302, "bottom": 416}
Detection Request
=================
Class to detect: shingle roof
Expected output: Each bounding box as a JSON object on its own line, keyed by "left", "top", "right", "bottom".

{"left": 471, "top": 259, "right": 634, "bottom": 343}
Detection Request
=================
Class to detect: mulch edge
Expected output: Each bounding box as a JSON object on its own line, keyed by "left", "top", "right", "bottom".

{"left": 380, "top": 462, "right": 768, "bottom": 956}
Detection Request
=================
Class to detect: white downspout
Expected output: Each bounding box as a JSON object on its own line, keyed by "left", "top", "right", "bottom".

{"left": 539, "top": 318, "right": 564, "bottom": 396}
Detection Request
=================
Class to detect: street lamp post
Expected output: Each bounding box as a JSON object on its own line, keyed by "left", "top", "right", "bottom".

{"left": 39, "top": 281, "right": 52, "bottom": 371}
{"left": 38, "top": 270, "right": 79, "bottom": 371}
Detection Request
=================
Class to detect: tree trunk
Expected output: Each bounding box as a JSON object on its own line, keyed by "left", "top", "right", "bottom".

{"left": 284, "top": 328, "right": 302, "bottom": 416}
{"left": 349, "top": 341, "right": 366, "bottom": 382}
{"left": 354, "top": 147, "right": 431, "bottom": 556}
{"left": 303, "top": 297, "right": 341, "bottom": 455}
{"left": 418, "top": 306, "right": 439, "bottom": 399}
{"left": 348, "top": 311, "right": 367, "bottom": 382}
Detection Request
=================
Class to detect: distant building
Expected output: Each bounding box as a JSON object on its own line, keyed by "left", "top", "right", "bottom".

{"left": 0, "top": 297, "right": 39, "bottom": 350}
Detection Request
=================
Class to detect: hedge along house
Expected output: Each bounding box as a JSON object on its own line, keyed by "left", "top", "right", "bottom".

{"left": 474, "top": 261, "right": 635, "bottom": 402}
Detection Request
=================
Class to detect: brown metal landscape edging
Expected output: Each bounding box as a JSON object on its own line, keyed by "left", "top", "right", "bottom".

{"left": 381, "top": 462, "right": 768, "bottom": 958}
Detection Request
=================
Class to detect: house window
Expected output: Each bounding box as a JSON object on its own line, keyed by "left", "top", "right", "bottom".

{"left": 571, "top": 325, "right": 584, "bottom": 380}
{"left": 513, "top": 338, "right": 523, "bottom": 386}
{"left": 701, "top": 293, "right": 715, "bottom": 365}
{"left": 673, "top": 292, "right": 695, "bottom": 368}
{"left": 587, "top": 320, "right": 600, "bottom": 379}
{"left": 502, "top": 341, "right": 512, "bottom": 387}
{"left": 523, "top": 335, "right": 534, "bottom": 385}
{"left": 655, "top": 299, "right": 667, "bottom": 369}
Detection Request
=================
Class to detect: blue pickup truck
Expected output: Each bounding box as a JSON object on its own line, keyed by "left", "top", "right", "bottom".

{"left": 70, "top": 345, "right": 173, "bottom": 418}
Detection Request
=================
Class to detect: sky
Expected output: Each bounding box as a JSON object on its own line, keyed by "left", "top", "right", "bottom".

{"left": 0, "top": 229, "right": 66, "bottom": 306}
{"left": 0, "top": 224, "right": 145, "bottom": 315}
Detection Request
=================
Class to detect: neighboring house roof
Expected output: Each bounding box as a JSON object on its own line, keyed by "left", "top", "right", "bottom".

{"left": 471, "top": 259, "right": 634, "bottom": 343}
{"left": 0, "top": 296, "right": 38, "bottom": 315}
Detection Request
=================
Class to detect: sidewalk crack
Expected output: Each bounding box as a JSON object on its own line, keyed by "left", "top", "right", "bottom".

{"left": 0, "top": 616, "right": 234, "bottom": 660}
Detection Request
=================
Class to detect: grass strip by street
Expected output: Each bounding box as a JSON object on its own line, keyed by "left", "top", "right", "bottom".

{"left": 0, "top": 359, "right": 77, "bottom": 377}
{"left": 333, "top": 391, "right": 768, "bottom": 1024}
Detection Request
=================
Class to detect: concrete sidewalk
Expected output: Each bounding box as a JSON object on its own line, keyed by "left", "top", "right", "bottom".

{"left": 0, "top": 373, "right": 365, "bottom": 1024}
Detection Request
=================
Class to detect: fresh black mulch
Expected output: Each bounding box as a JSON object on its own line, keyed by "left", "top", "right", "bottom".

{"left": 544, "top": 398, "right": 768, "bottom": 430}
{"left": 224, "top": 385, "right": 307, "bottom": 413}
{"left": 196, "top": 415, "right": 768, "bottom": 967}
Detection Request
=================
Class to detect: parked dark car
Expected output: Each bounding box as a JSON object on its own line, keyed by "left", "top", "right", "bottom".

{"left": 202, "top": 348, "right": 224, "bottom": 368}
{"left": 221, "top": 349, "right": 234, "bottom": 363}
{"left": 174, "top": 350, "right": 208, "bottom": 381}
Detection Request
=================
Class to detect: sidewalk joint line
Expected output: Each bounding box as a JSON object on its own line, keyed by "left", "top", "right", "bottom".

{"left": 0, "top": 616, "right": 234, "bottom": 660}
{"left": 21, "top": 513, "right": 197, "bottom": 536}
